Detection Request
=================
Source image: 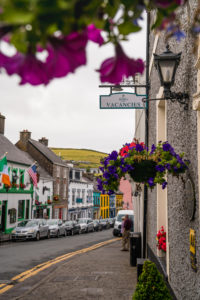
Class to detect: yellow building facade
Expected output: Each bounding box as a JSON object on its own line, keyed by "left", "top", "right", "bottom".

{"left": 115, "top": 193, "right": 123, "bottom": 215}
{"left": 100, "top": 194, "right": 109, "bottom": 219}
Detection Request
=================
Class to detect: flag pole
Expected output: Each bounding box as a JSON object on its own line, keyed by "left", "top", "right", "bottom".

{"left": 0, "top": 152, "right": 8, "bottom": 160}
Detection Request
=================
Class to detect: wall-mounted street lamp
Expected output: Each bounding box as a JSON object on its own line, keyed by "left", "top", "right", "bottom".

{"left": 152, "top": 45, "right": 189, "bottom": 110}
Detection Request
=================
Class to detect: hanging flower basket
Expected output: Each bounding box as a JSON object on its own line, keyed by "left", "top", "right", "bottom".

{"left": 97, "top": 140, "right": 189, "bottom": 195}
{"left": 129, "top": 160, "right": 157, "bottom": 183}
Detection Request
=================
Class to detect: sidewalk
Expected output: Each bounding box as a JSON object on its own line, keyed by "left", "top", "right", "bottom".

{"left": 6, "top": 239, "right": 137, "bottom": 300}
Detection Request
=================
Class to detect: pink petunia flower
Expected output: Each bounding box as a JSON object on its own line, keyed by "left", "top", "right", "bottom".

{"left": 45, "top": 32, "right": 88, "bottom": 79}
{"left": 97, "top": 43, "right": 144, "bottom": 84}
{"left": 86, "top": 24, "right": 104, "bottom": 46}
{"left": 0, "top": 51, "right": 49, "bottom": 85}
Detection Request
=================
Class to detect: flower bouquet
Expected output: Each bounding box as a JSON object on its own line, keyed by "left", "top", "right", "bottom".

{"left": 97, "top": 140, "right": 189, "bottom": 194}
{"left": 156, "top": 226, "right": 166, "bottom": 252}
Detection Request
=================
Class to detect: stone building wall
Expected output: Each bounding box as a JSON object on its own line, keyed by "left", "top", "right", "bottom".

{"left": 148, "top": 1, "right": 200, "bottom": 299}
{"left": 27, "top": 143, "right": 53, "bottom": 176}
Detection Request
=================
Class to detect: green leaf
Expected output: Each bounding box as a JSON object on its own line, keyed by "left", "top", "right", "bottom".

{"left": 118, "top": 21, "right": 141, "bottom": 35}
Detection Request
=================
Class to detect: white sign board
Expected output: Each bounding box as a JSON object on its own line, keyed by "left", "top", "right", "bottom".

{"left": 100, "top": 92, "right": 146, "bottom": 109}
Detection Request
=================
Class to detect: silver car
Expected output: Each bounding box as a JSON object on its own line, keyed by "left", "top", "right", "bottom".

{"left": 12, "top": 219, "right": 50, "bottom": 241}
{"left": 47, "top": 219, "right": 66, "bottom": 237}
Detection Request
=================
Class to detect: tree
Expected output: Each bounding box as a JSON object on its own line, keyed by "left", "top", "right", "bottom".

{"left": 0, "top": 0, "right": 199, "bottom": 85}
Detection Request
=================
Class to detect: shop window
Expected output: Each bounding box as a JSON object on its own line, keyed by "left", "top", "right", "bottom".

{"left": 18, "top": 200, "right": 25, "bottom": 219}
{"left": 9, "top": 208, "right": 16, "bottom": 224}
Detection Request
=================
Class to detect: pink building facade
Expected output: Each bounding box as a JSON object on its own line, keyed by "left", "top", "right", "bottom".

{"left": 119, "top": 178, "right": 133, "bottom": 210}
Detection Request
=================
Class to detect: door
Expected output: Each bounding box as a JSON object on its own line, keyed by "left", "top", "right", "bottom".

{"left": 59, "top": 208, "right": 62, "bottom": 220}
{"left": 1, "top": 201, "right": 7, "bottom": 232}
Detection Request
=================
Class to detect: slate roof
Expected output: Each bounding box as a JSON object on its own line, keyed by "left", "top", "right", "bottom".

{"left": 22, "top": 152, "right": 53, "bottom": 180}
{"left": 0, "top": 134, "right": 32, "bottom": 166}
{"left": 29, "top": 139, "right": 68, "bottom": 166}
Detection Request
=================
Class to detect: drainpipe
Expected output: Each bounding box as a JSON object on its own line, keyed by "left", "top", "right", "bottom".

{"left": 143, "top": 11, "right": 150, "bottom": 259}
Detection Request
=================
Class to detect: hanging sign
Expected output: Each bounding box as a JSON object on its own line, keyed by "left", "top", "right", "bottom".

{"left": 190, "top": 229, "right": 197, "bottom": 272}
{"left": 100, "top": 92, "right": 146, "bottom": 109}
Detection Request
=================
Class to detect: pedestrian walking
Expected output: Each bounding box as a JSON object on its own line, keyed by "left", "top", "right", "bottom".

{"left": 121, "top": 215, "right": 132, "bottom": 251}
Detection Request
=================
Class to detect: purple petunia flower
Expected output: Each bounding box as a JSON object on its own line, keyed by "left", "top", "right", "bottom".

{"left": 108, "top": 151, "right": 118, "bottom": 161}
{"left": 103, "top": 172, "right": 110, "bottom": 179}
{"left": 86, "top": 24, "right": 104, "bottom": 46}
{"left": 45, "top": 32, "right": 88, "bottom": 80}
{"left": 156, "top": 165, "right": 165, "bottom": 172}
{"left": 162, "top": 181, "right": 168, "bottom": 189}
{"left": 148, "top": 177, "right": 155, "bottom": 187}
{"left": 108, "top": 165, "right": 117, "bottom": 174}
{"left": 97, "top": 43, "right": 144, "bottom": 84}
{"left": 150, "top": 144, "right": 156, "bottom": 154}
{"left": 135, "top": 144, "right": 144, "bottom": 152}
{"left": 165, "top": 163, "right": 171, "bottom": 170}
{"left": 162, "top": 143, "right": 171, "bottom": 152}
{"left": 0, "top": 51, "right": 50, "bottom": 85}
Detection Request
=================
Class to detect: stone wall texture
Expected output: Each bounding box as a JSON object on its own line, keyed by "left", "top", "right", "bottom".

{"left": 148, "top": 1, "right": 200, "bottom": 299}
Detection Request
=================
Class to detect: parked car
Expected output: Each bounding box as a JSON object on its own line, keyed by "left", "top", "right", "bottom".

{"left": 99, "top": 219, "right": 110, "bottom": 229}
{"left": 12, "top": 219, "right": 50, "bottom": 241}
{"left": 64, "top": 220, "right": 81, "bottom": 235}
{"left": 47, "top": 219, "right": 66, "bottom": 237}
{"left": 77, "top": 218, "right": 87, "bottom": 233}
{"left": 113, "top": 210, "right": 134, "bottom": 237}
{"left": 77, "top": 218, "right": 94, "bottom": 233}
{"left": 108, "top": 218, "right": 115, "bottom": 228}
{"left": 93, "top": 219, "right": 103, "bottom": 231}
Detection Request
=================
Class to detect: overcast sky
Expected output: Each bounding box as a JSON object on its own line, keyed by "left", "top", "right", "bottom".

{"left": 0, "top": 20, "right": 146, "bottom": 154}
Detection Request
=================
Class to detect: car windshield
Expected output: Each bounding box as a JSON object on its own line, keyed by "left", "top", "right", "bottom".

{"left": 65, "top": 221, "right": 72, "bottom": 225}
{"left": 116, "top": 215, "right": 134, "bottom": 222}
{"left": 47, "top": 220, "right": 58, "bottom": 225}
{"left": 18, "top": 220, "right": 38, "bottom": 227}
{"left": 77, "top": 219, "right": 87, "bottom": 224}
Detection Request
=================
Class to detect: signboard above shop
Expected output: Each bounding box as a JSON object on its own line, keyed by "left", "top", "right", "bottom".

{"left": 100, "top": 92, "right": 146, "bottom": 109}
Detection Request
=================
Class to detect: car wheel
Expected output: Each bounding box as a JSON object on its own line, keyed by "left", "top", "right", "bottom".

{"left": 47, "top": 231, "right": 50, "bottom": 239}
{"left": 56, "top": 230, "right": 60, "bottom": 238}
{"left": 78, "top": 228, "right": 81, "bottom": 234}
{"left": 36, "top": 232, "right": 40, "bottom": 241}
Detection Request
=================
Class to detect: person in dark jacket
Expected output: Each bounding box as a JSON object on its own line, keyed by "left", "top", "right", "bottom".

{"left": 121, "top": 215, "right": 132, "bottom": 251}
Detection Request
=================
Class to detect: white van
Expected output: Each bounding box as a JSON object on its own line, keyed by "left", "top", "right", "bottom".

{"left": 113, "top": 210, "right": 134, "bottom": 237}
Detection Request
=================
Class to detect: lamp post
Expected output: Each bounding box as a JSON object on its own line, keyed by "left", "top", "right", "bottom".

{"left": 153, "top": 45, "right": 189, "bottom": 109}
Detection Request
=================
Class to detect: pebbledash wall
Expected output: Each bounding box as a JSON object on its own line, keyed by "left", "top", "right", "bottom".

{"left": 147, "top": 2, "right": 200, "bottom": 299}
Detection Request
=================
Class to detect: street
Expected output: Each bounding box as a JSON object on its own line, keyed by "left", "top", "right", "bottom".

{"left": 0, "top": 228, "right": 114, "bottom": 281}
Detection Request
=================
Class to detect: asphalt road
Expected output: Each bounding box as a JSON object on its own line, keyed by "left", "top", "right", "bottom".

{"left": 0, "top": 228, "right": 114, "bottom": 281}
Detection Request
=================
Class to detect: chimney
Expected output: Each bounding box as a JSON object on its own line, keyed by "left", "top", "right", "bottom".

{"left": 0, "top": 113, "right": 5, "bottom": 135}
{"left": 39, "top": 137, "right": 48, "bottom": 147}
{"left": 19, "top": 130, "right": 31, "bottom": 150}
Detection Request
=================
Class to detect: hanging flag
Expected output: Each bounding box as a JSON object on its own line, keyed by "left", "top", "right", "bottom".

{"left": 0, "top": 156, "right": 11, "bottom": 186}
{"left": 27, "top": 164, "right": 38, "bottom": 187}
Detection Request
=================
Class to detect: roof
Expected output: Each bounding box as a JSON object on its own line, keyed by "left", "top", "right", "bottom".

{"left": 22, "top": 152, "right": 53, "bottom": 180}
{"left": 29, "top": 139, "right": 68, "bottom": 167}
{"left": 0, "top": 134, "right": 32, "bottom": 166}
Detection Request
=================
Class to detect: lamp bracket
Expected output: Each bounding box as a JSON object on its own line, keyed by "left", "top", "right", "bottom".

{"left": 142, "top": 90, "right": 189, "bottom": 110}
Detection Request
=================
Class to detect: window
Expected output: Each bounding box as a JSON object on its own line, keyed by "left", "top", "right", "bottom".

{"left": 72, "top": 189, "right": 76, "bottom": 205}
{"left": 18, "top": 200, "right": 25, "bottom": 219}
{"left": 63, "top": 183, "right": 66, "bottom": 198}
{"left": 63, "top": 168, "right": 67, "bottom": 178}
{"left": 82, "top": 190, "right": 85, "bottom": 203}
{"left": 75, "top": 171, "right": 80, "bottom": 180}
{"left": 25, "top": 200, "right": 30, "bottom": 219}
{"left": 56, "top": 166, "right": 60, "bottom": 177}
{"left": 69, "top": 170, "right": 73, "bottom": 179}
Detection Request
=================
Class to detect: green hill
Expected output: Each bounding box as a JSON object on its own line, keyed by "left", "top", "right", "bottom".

{"left": 51, "top": 148, "right": 107, "bottom": 169}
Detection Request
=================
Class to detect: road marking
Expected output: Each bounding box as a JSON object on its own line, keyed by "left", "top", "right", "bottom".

{"left": 0, "top": 285, "right": 13, "bottom": 294}
{"left": 0, "top": 238, "right": 120, "bottom": 295}
{"left": 0, "top": 284, "right": 6, "bottom": 289}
